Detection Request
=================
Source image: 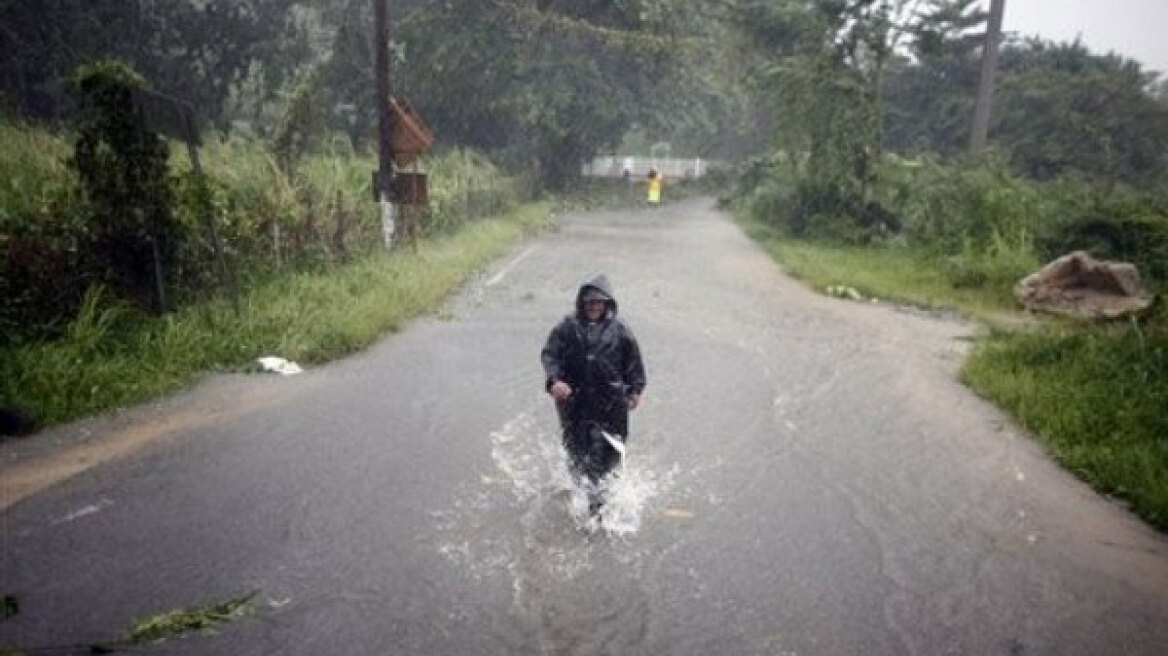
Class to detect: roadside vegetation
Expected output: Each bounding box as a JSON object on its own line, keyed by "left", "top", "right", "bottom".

{"left": 1, "top": 199, "right": 550, "bottom": 427}
{"left": 724, "top": 1, "right": 1168, "bottom": 529}
{"left": 0, "top": 103, "right": 548, "bottom": 429}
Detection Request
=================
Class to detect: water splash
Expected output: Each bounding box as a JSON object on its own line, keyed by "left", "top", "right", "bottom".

{"left": 489, "top": 412, "right": 674, "bottom": 537}
{"left": 432, "top": 408, "right": 676, "bottom": 586}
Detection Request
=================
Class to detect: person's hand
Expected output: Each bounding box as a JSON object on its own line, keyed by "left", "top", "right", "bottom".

{"left": 550, "top": 380, "right": 572, "bottom": 401}
{"left": 627, "top": 393, "right": 641, "bottom": 410}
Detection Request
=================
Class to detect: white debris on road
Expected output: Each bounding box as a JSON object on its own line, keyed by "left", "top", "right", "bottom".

{"left": 257, "top": 356, "right": 303, "bottom": 375}
{"left": 825, "top": 284, "right": 864, "bottom": 301}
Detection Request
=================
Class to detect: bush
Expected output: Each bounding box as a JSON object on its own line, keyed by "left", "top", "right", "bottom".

{"left": 739, "top": 151, "right": 1168, "bottom": 299}
{"left": 425, "top": 148, "right": 517, "bottom": 234}
{"left": 880, "top": 156, "right": 1050, "bottom": 255}
{"left": 1034, "top": 180, "right": 1168, "bottom": 284}
{"left": 70, "top": 60, "right": 181, "bottom": 312}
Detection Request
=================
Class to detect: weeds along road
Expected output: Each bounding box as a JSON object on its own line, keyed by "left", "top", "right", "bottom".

{"left": 2, "top": 199, "right": 1167, "bottom": 655}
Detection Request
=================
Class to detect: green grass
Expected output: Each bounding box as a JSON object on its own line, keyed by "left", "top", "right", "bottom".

{"left": 741, "top": 219, "right": 1031, "bottom": 318}
{"left": 963, "top": 324, "right": 1168, "bottom": 529}
{"left": 741, "top": 215, "right": 1168, "bottom": 530}
{"left": 0, "top": 202, "right": 551, "bottom": 427}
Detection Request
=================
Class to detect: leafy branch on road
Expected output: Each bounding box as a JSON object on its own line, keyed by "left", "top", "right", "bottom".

{"left": 0, "top": 591, "right": 256, "bottom": 656}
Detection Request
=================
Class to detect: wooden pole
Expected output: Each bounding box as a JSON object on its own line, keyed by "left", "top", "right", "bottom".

{"left": 969, "top": 0, "right": 1006, "bottom": 154}
{"left": 374, "top": 0, "right": 397, "bottom": 248}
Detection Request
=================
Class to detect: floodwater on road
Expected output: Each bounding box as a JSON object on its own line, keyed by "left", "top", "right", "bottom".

{"left": 2, "top": 199, "right": 1167, "bottom": 656}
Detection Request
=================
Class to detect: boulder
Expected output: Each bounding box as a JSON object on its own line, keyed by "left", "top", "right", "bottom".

{"left": 1014, "top": 251, "right": 1153, "bottom": 319}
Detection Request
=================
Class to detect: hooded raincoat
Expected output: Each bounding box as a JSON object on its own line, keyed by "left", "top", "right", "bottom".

{"left": 541, "top": 274, "right": 647, "bottom": 482}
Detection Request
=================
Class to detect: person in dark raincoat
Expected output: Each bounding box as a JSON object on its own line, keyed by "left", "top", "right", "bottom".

{"left": 541, "top": 274, "right": 647, "bottom": 512}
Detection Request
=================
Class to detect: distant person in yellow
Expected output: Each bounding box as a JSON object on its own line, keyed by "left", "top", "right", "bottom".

{"left": 647, "top": 168, "right": 663, "bottom": 205}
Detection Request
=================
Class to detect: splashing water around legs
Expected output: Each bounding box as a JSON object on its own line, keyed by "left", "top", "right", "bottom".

{"left": 561, "top": 422, "right": 625, "bottom": 525}
{"left": 485, "top": 411, "right": 671, "bottom": 539}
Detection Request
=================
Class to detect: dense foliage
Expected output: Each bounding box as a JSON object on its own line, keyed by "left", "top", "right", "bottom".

{"left": 0, "top": 115, "right": 519, "bottom": 346}
{"left": 0, "top": 0, "right": 310, "bottom": 126}
{"left": 729, "top": 0, "right": 1168, "bottom": 290}
{"left": 69, "top": 61, "right": 180, "bottom": 313}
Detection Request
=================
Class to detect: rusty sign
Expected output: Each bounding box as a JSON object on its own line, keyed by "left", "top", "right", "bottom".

{"left": 130, "top": 88, "right": 200, "bottom": 145}
{"left": 392, "top": 172, "right": 429, "bottom": 205}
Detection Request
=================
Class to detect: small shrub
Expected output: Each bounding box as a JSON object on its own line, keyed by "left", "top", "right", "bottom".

{"left": 888, "top": 157, "right": 1049, "bottom": 255}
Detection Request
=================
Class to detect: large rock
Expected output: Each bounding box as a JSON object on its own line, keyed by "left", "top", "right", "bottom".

{"left": 1014, "top": 251, "right": 1153, "bottom": 318}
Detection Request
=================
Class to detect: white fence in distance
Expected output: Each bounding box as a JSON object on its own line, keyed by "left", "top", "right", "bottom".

{"left": 582, "top": 156, "right": 711, "bottom": 180}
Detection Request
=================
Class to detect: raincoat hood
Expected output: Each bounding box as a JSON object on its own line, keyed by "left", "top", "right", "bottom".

{"left": 575, "top": 273, "right": 618, "bottom": 318}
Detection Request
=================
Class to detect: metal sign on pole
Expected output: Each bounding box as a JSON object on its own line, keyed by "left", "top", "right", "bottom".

{"left": 131, "top": 88, "right": 240, "bottom": 315}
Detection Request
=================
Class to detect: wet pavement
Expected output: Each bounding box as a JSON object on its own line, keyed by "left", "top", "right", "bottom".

{"left": 3, "top": 199, "right": 1168, "bottom": 655}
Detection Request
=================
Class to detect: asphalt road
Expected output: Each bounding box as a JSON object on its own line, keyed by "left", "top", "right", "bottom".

{"left": 3, "top": 199, "right": 1167, "bottom": 655}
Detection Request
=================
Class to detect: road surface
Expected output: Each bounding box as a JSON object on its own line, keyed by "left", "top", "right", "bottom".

{"left": 2, "top": 199, "right": 1167, "bottom": 655}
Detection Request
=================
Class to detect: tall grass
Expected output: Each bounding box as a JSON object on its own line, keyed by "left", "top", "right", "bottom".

{"left": 0, "top": 203, "right": 551, "bottom": 426}
{"left": 2, "top": 118, "right": 521, "bottom": 342}
{"left": 0, "top": 119, "right": 78, "bottom": 222}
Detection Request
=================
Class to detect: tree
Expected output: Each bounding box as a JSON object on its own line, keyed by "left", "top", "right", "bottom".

{"left": 730, "top": 0, "right": 904, "bottom": 229}
{"left": 994, "top": 39, "right": 1168, "bottom": 183}
{"left": 883, "top": 0, "right": 986, "bottom": 156}
{"left": 0, "top": 0, "right": 310, "bottom": 127}
{"left": 379, "top": 0, "right": 696, "bottom": 189}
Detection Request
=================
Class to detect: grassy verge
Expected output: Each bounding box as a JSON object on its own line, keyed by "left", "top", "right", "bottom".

{"left": 740, "top": 216, "right": 1168, "bottom": 530}
{"left": 962, "top": 325, "right": 1168, "bottom": 528}
{"left": 0, "top": 202, "right": 551, "bottom": 428}
{"left": 748, "top": 235, "right": 1014, "bottom": 316}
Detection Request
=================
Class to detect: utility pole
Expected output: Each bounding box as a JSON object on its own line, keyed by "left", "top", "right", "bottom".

{"left": 969, "top": 0, "right": 1005, "bottom": 154}
{"left": 374, "top": 0, "right": 396, "bottom": 248}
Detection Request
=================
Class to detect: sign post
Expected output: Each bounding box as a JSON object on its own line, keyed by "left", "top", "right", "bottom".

{"left": 131, "top": 88, "right": 239, "bottom": 315}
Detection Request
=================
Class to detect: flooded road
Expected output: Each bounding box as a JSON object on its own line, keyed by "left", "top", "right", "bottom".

{"left": 3, "top": 200, "right": 1168, "bottom": 655}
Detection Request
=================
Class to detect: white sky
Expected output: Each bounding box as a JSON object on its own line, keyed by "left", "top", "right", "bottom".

{"left": 996, "top": 0, "right": 1168, "bottom": 76}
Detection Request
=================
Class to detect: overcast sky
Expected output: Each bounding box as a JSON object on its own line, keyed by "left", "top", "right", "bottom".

{"left": 998, "top": 0, "right": 1168, "bottom": 76}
